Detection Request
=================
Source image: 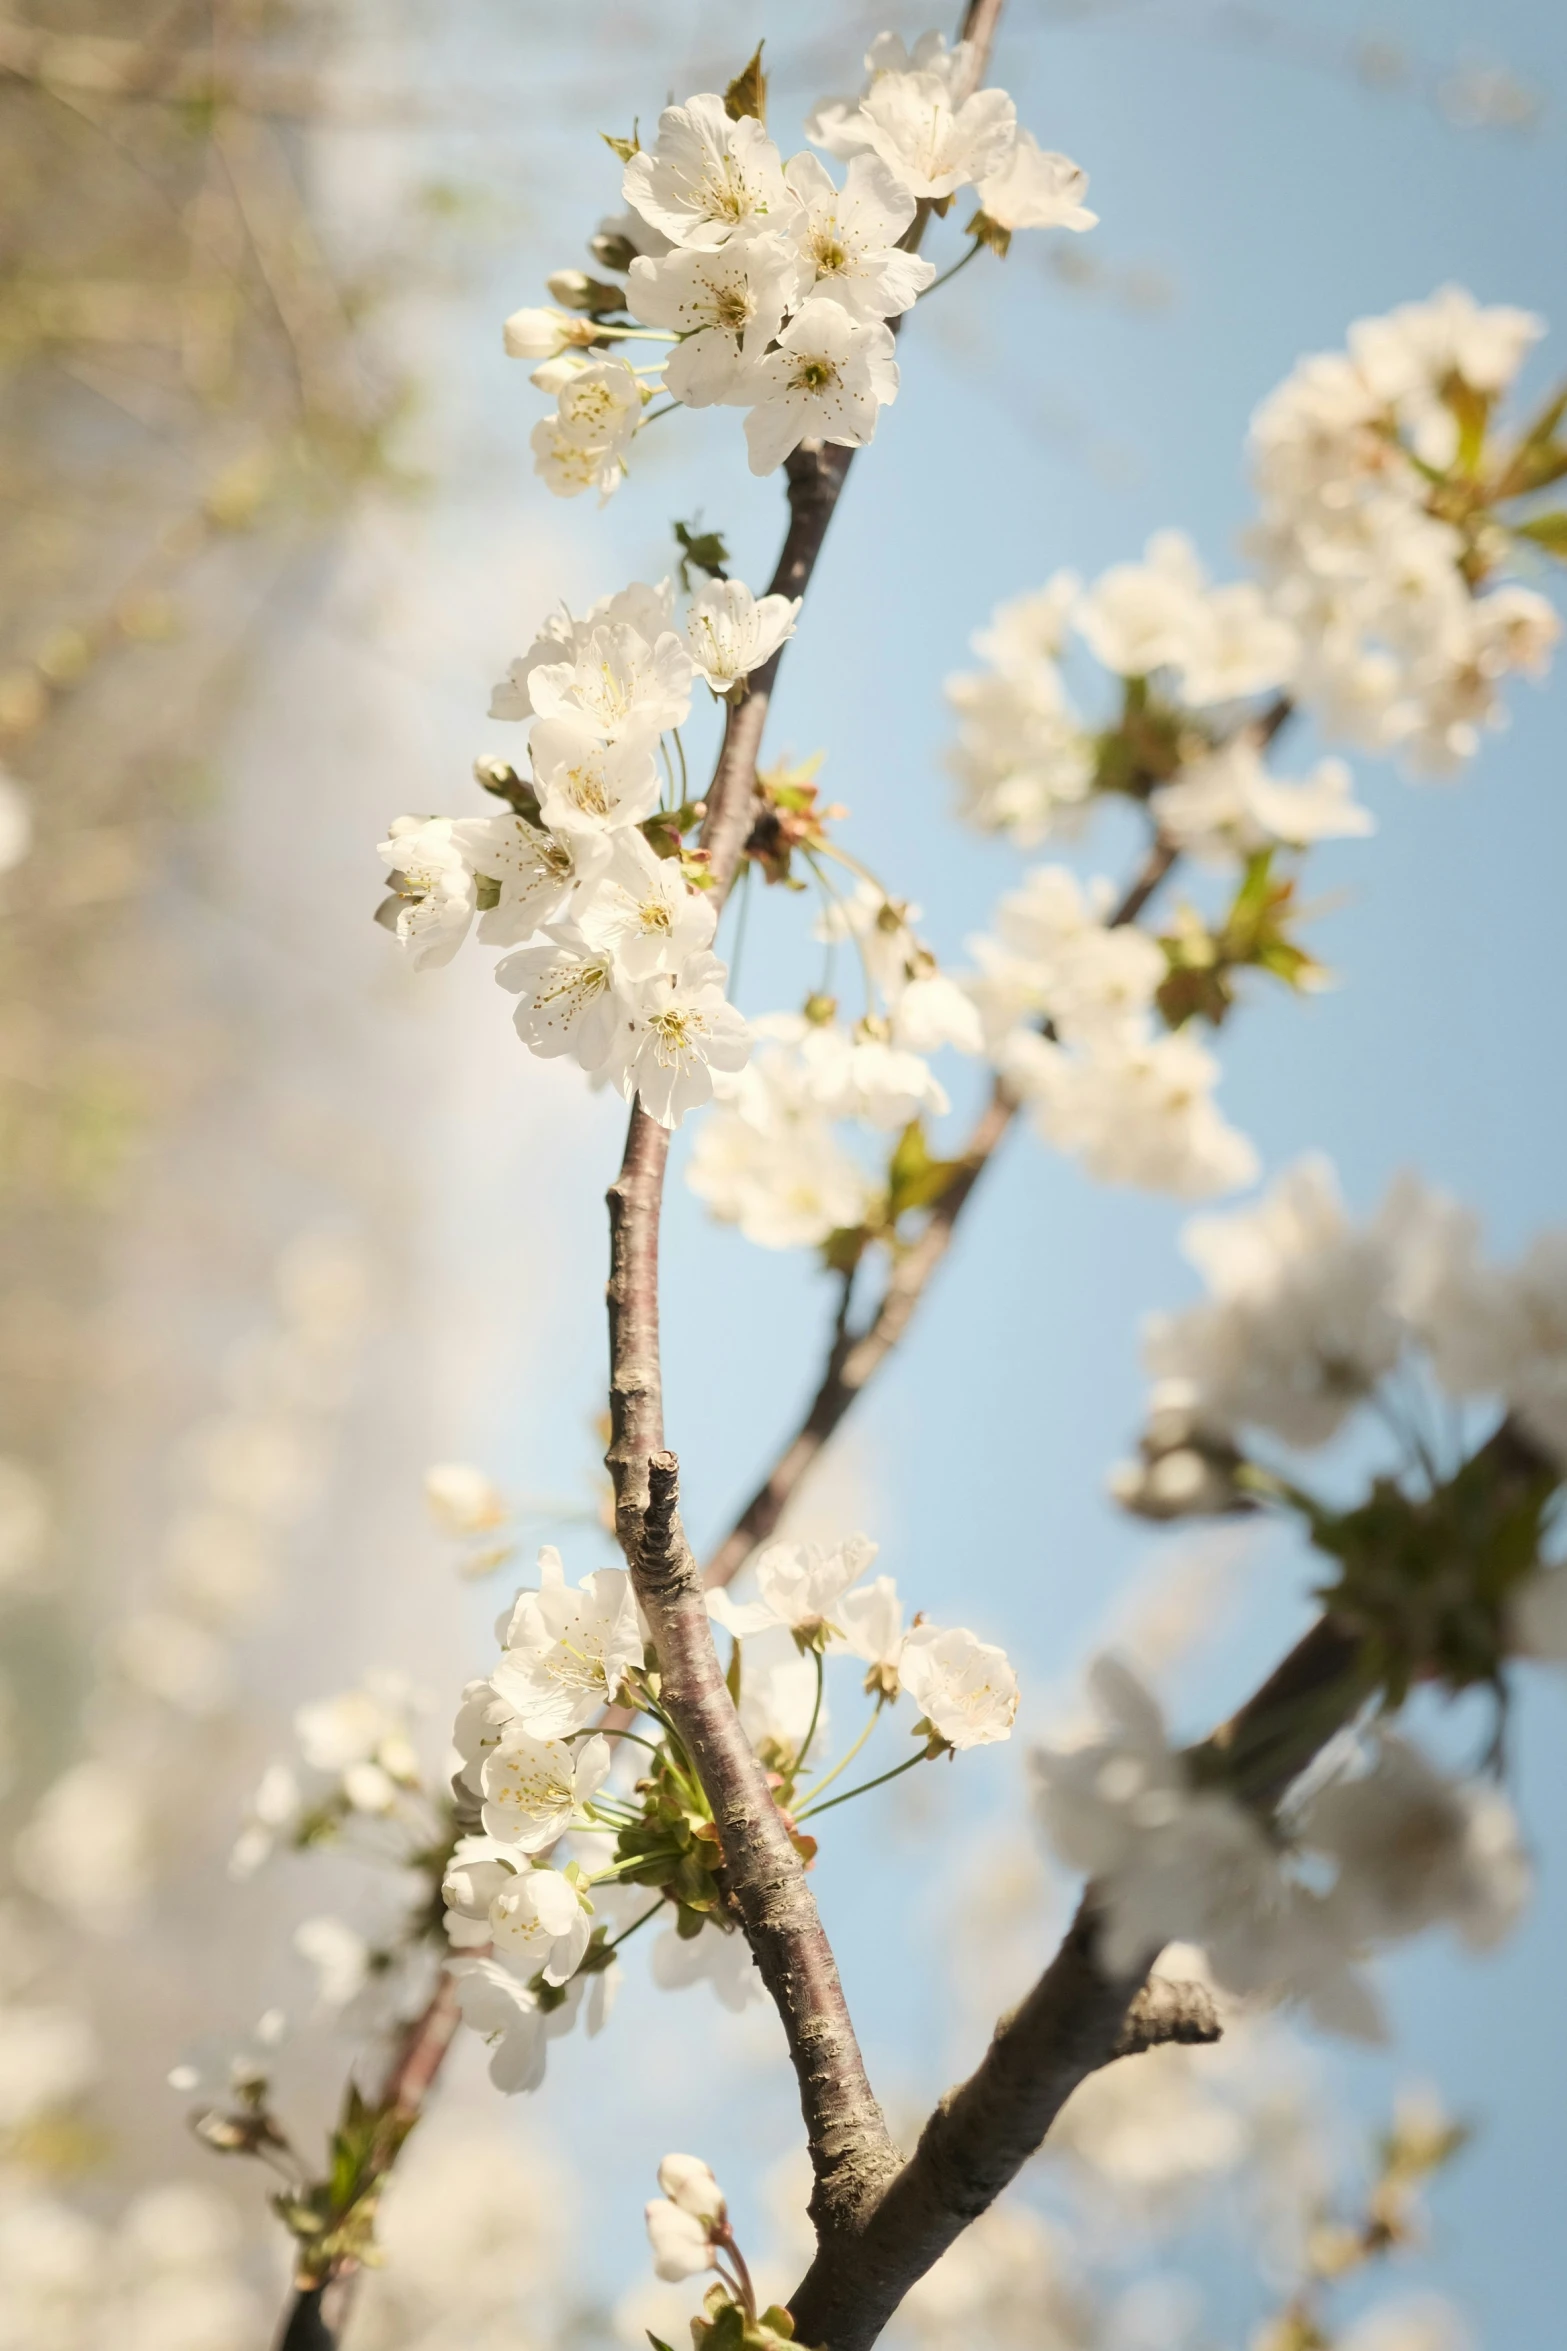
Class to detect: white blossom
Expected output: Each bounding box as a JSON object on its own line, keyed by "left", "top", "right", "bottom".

{"left": 740, "top": 298, "right": 898, "bottom": 476}
{"left": 531, "top": 412, "right": 628, "bottom": 504}
{"left": 1076, "top": 531, "right": 1296, "bottom": 702}
{"left": 480, "top": 1729, "right": 612, "bottom": 1852}
{"left": 442, "top": 1838, "right": 590, "bottom": 1984}
{"left": 976, "top": 132, "right": 1097, "bottom": 234}
{"left": 489, "top": 580, "right": 677, "bottom": 721}
{"left": 859, "top": 70, "right": 1017, "bottom": 202}
{"left": 1015, "top": 1023, "right": 1258, "bottom": 1197}
{"left": 682, "top": 577, "right": 801, "bottom": 691}
{"left": 783, "top": 151, "right": 935, "bottom": 321}
{"left": 1150, "top": 741, "right": 1374, "bottom": 867}
{"left": 738, "top": 1646, "right": 833, "bottom": 1760}
{"left": 686, "top": 1034, "right": 881, "bottom": 1251}
{"left": 490, "top": 1550, "right": 643, "bottom": 1735}
{"left": 1303, "top": 1731, "right": 1531, "bottom": 1951}
{"left": 494, "top": 934, "right": 623, "bottom": 1072}
{"left": 627, "top": 235, "right": 805, "bottom": 405}
{"left": 708, "top": 1532, "right": 877, "bottom": 1645}
{"left": 650, "top": 1918, "right": 764, "bottom": 2010}
{"left": 838, "top": 1574, "right": 906, "bottom": 1692}
{"left": 645, "top": 2154, "right": 724, "bottom": 2280}
{"left": 424, "top": 1462, "right": 508, "bottom": 1537}
{"left": 1034, "top": 1658, "right": 1378, "bottom": 2035}
{"left": 623, "top": 94, "right": 788, "bottom": 250}
{"left": 294, "top": 1915, "right": 371, "bottom": 2012}
{"left": 900, "top": 1621, "right": 1019, "bottom": 1748}
{"left": 528, "top": 723, "right": 662, "bottom": 839}
{"left": 502, "top": 304, "right": 600, "bottom": 361}
{"left": 1143, "top": 1157, "right": 1427, "bottom": 1447}
{"left": 1414, "top": 1222, "right": 1567, "bottom": 1465}
{"left": 1249, "top": 290, "right": 1558, "bottom": 770}
{"left": 294, "top": 1672, "right": 421, "bottom": 1812}
{"left": 450, "top": 810, "right": 609, "bottom": 947}
{"left": 528, "top": 621, "right": 693, "bottom": 742}
{"left": 945, "top": 579, "right": 1095, "bottom": 840}
{"left": 376, "top": 817, "right": 476, "bottom": 969}
{"left": 607, "top": 950, "right": 751, "bottom": 1128}
{"left": 805, "top": 32, "right": 970, "bottom": 161}
{"left": 572, "top": 834, "right": 717, "bottom": 979}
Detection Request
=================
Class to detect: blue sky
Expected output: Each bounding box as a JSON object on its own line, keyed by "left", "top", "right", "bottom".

{"left": 394, "top": 2, "right": 1567, "bottom": 2334}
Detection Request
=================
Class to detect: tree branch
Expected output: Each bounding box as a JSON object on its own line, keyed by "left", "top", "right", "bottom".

{"left": 633, "top": 1453, "right": 900, "bottom": 2229}
{"left": 786, "top": 1612, "right": 1372, "bottom": 2351}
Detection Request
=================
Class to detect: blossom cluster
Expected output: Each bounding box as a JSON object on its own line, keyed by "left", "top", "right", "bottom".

{"left": 377, "top": 573, "right": 781, "bottom": 1126}
{"left": 1112, "top": 1156, "right": 1567, "bottom": 1697}
{"left": 508, "top": 31, "right": 1094, "bottom": 500}
{"left": 690, "top": 884, "right": 981, "bottom": 1250}
{"left": 1035, "top": 1655, "right": 1529, "bottom": 2039}
{"left": 439, "top": 1534, "right": 1017, "bottom": 2095}
{"left": 970, "top": 863, "right": 1259, "bottom": 1197}
{"left": 947, "top": 537, "right": 1330, "bottom": 845}
{"left": 1251, "top": 286, "right": 1560, "bottom": 770}
{"left": 1123, "top": 1154, "right": 1567, "bottom": 1483}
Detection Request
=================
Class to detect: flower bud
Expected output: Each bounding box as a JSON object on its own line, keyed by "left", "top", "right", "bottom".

{"left": 589, "top": 231, "right": 638, "bottom": 275}
{"left": 502, "top": 306, "right": 578, "bottom": 360}
{"left": 656, "top": 2151, "right": 725, "bottom": 2221}
{"left": 546, "top": 269, "right": 628, "bottom": 314}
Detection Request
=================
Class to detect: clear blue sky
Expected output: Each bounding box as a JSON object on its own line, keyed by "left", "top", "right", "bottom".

{"left": 404, "top": 2, "right": 1567, "bottom": 2335}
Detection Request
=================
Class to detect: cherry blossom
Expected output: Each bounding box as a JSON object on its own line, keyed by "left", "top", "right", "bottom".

{"left": 858, "top": 70, "right": 1017, "bottom": 202}
{"left": 975, "top": 132, "right": 1097, "bottom": 234}
{"left": 708, "top": 1532, "right": 878, "bottom": 1647}
{"left": 782, "top": 151, "right": 935, "bottom": 321}
{"left": 623, "top": 94, "right": 789, "bottom": 250}
{"left": 900, "top": 1622, "right": 1019, "bottom": 1749}
{"left": 490, "top": 1548, "right": 643, "bottom": 1734}
{"left": 607, "top": 949, "right": 752, "bottom": 1128}
{"left": 739, "top": 298, "right": 898, "bottom": 475}
{"left": 682, "top": 577, "right": 801, "bottom": 691}
{"left": 628, "top": 235, "right": 806, "bottom": 406}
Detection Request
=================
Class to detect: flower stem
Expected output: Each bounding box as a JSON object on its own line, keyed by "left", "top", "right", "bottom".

{"left": 921, "top": 236, "right": 986, "bottom": 298}
{"left": 796, "top": 1745, "right": 927, "bottom": 1822}
{"left": 604, "top": 1896, "right": 667, "bottom": 1952}
{"left": 800, "top": 1703, "right": 883, "bottom": 1805}
{"left": 791, "top": 1649, "right": 826, "bottom": 1778}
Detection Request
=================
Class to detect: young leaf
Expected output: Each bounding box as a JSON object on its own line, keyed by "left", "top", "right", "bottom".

{"left": 723, "top": 43, "right": 766, "bottom": 124}
{"left": 1513, "top": 509, "right": 1567, "bottom": 558}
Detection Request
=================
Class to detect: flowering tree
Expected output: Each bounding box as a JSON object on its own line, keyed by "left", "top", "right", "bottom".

{"left": 181, "top": 11, "right": 1567, "bottom": 2349}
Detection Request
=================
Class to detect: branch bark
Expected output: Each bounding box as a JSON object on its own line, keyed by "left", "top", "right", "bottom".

{"left": 785, "top": 1612, "right": 1373, "bottom": 2351}
{"left": 632, "top": 1454, "right": 900, "bottom": 2229}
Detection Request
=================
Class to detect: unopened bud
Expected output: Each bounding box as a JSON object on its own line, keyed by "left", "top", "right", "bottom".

{"left": 546, "top": 269, "right": 627, "bottom": 315}
{"left": 802, "top": 991, "right": 837, "bottom": 1027}
{"left": 590, "top": 232, "right": 639, "bottom": 275}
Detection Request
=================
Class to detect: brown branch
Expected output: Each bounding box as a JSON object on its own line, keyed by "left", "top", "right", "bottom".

{"left": 633, "top": 1453, "right": 899, "bottom": 2230}
{"left": 1112, "top": 1974, "right": 1222, "bottom": 2057}
{"left": 786, "top": 1612, "right": 1373, "bottom": 2351}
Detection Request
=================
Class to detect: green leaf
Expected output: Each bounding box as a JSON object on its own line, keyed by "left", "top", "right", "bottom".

{"left": 600, "top": 127, "right": 640, "bottom": 163}
{"left": 674, "top": 519, "right": 731, "bottom": 588}
{"left": 1512, "top": 509, "right": 1567, "bottom": 558}
{"left": 648, "top": 2335, "right": 679, "bottom": 2351}
{"left": 1442, "top": 372, "right": 1492, "bottom": 476}
{"left": 723, "top": 43, "right": 766, "bottom": 124}
{"left": 885, "top": 1121, "right": 959, "bottom": 1221}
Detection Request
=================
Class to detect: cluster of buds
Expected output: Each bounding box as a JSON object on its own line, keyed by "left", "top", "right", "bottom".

{"left": 645, "top": 2155, "right": 817, "bottom": 2351}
